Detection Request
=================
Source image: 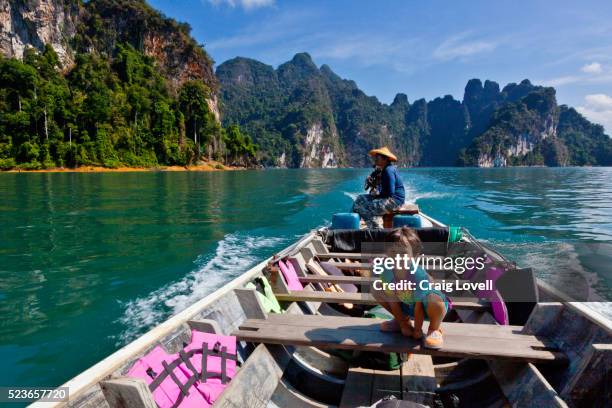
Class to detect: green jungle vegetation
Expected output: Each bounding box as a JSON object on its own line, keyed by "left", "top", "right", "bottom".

{"left": 0, "top": 44, "right": 256, "bottom": 170}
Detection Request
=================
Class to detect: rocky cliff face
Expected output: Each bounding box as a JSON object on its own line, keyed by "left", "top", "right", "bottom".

{"left": 0, "top": 0, "right": 79, "bottom": 66}
{"left": 0, "top": 0, "right": 218, "bottom": 99}
{"left": 464, "top": 85, "right": 563, "bottom": 167}
{"left": 217, "top": 53, "right": 344, "bottom": 168}
{"left": 77, "top": 0, "right": 217, "bottom": 94}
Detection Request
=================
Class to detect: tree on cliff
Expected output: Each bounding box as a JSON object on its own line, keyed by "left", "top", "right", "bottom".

{"left": 0, "top": 44, "right": 255, "bottom": 170}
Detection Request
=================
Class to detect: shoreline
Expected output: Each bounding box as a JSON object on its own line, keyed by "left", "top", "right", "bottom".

{"left": 3, "top": 162, "right": 247, "bottom": 173}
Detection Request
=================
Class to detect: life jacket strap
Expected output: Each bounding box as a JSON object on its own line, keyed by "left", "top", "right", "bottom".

{"left": 161, "top": 361, "right": 198, "bottom": 408}
{"left": 148, "top": 358, "right": 182, "bottom": 391}
{"left": 200, "top": 342, "right": 208, "bottom": 382}
{"left": 145, "top": 340, "right": 238, "bottom": 397}
{"left": 179, "top": 349, "right": 199, "bottom": 378}
{"left": 220, "top": 346, "right": 228, "bottom": 384}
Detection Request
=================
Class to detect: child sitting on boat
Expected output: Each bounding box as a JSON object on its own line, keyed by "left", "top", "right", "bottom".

{"left": 372, "top": 227, "right": 449, "bottom": 349}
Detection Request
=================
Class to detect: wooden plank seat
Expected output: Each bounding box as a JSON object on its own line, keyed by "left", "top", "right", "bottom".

{"left": 299, "top": 275, "right": 374, "bottom": 285}
{"left": 323, "top": 261, "right": 372, "bottom": 270}
{"left": 275, "top": 290, "right": 488, "bottom": 311}
{"left": 233, "top": 314, "right": 567, "bottom": 364}
{"left": 315, "top": 252, "right": 383, "bottom": 261}
{"left": 383, "top": 203, "right": 419, "bottom": 228}
{"left": 317, "top": 260, "right": 459, "bottom": 278}
{"left": 299, "top": 274, "right": 471, "bottom": 288}
{"left": 316, "top": 253, "right": 446, "bottom": 263}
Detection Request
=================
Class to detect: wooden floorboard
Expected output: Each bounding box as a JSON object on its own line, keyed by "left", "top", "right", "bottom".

{"left": 339, "top": 368, "right": 374, "bottom": 408}
{"left": 233, "top": 315, "right": 566, "bottom": 364}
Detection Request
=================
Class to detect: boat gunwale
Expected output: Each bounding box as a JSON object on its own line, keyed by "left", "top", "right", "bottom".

{"left": 29, "top": 231, "right": 318, "bottom": 408}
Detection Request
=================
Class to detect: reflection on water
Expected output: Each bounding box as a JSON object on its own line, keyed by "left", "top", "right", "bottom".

{"left": 0, "top": 167, "right": 610, "bottom": 389}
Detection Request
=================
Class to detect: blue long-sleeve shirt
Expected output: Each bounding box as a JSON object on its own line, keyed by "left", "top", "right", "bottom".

{"left": 379, "top": 164, "right": 405, "bottom": 205}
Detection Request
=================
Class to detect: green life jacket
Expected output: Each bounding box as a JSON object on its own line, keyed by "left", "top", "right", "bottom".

{"left": 245, "top": 275, "right": 282, "bottom": 314}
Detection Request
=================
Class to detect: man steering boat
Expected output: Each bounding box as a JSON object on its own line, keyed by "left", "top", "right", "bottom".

{"left": 352, "top": 147, "right": 405, "bottom": 228}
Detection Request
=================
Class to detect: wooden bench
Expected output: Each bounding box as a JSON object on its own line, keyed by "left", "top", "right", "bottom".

{"left": 315, "top": 253, "right": 446, "bottom": 263}
{"left": 382, "top": 203, "right": 419, "bottom": 228}
{"left": 275, "top": 291, "right": 488, "bottom": 311}
{"left": 299, "top": 273, "right": 471, "bottom": 288}
{"left": 233, "top": 314, "right": 567, "bottom": 364}
{"left": 321, "top": 261, "right": 373, "bottom": 271}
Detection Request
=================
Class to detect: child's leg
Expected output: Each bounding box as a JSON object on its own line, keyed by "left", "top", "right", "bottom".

{"left": 390, "top": 301, "right": 413, "bottom": 337}
{"left": 423, "top": 294, "right": 447, "bottom": 349}
{"left": 425, "top": 294, "right": 447, "bottom": 332}
{"left": 412, "top": 302, "right": 424, "bottom": 339}
{"left": 372, "top": 290, "right": 402, "bottom": 332}
{"left": 373, "top": 290, "right": 413, "bottom": 335}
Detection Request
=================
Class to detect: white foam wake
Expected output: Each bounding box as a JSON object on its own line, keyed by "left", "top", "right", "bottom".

{"left": 343, "top": 187, "right": 450, "bottom": 205}
{"left": 114, "top": 233, "right": 284, "bottom": 345}
{"left": 403, "top": 185, "right": 452, "bottom": 203}
{"left": 343, "top": 191, "right": 360, "bottom": 201}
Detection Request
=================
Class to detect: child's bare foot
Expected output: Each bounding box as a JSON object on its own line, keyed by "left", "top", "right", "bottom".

{"left": 412, "top": 328, "right": 423, "bottom": 340}
{"left": 399, "top": 319, "right": 414, "bottom": 337}
{"left": 380, "top": 319, "right": 400, "bottom": 332}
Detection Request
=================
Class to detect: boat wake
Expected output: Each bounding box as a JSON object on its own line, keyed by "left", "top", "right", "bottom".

{"left": 114, "top": 233, "right": 285, "bottom": 346}
{"left": 343, "top": 187, "right": 451, "bottom": 204}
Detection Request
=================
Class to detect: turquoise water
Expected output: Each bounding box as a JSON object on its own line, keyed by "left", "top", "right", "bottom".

{"left": 0, "top": 168, "right": 611, "bottom": 389}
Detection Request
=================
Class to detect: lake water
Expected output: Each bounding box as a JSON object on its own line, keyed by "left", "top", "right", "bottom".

{"left": 1, "top": 168, "right": 611, "bottom": 389}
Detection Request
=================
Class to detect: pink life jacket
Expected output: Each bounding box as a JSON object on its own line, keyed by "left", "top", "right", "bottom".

{"left": 127, "top": 330, "right": 237, "bottom": 408}
{"left": 278, "top": 260, "right": 303, "bottom": 290}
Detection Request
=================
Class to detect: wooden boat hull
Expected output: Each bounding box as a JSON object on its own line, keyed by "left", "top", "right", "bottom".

{"left": 30, "top": 212, "right": 611, "bottom": 408}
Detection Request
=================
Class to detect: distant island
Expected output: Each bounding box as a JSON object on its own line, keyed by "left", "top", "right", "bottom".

{"left": 1, "top": 0, "right": 611, "bottom": 171}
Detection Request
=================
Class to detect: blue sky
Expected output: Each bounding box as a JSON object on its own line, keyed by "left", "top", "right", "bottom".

{"left": 149, "top": 0, "right": 612, "bottom": 133}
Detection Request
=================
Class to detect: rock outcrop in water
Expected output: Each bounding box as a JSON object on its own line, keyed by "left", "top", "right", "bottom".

{"left": 218, "top": 55, "right": 612, "bottom": 167}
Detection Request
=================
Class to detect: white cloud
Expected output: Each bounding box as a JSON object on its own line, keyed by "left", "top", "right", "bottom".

{"left": 207, "top": 10, "right": 310, "bottom": 52}
{"left": 542, "top": 75, "right": 582, "bottom": 87}
{"left": 577, "top": 94, "right": 612, "bottom": 135}
{"left": 207, "top": 11, "right": 424, "bottom": 72}
{"left": 542, "top": 63, "right": 612, "bottom": 87}
{"left": 433, "top": 32, "right": 497, "bottom": 61}
{"left": 207, "top": 0, "right": 274, "bottom": 10}
{"left": 581, "top": 62, "right": 603, "bottom": 74}
{"left": 584, "top": 93, "right": 612, "bottom": 109}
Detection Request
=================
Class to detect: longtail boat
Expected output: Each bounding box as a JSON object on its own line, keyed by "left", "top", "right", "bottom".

{"left": 31, "top": 210, "right": 611, "bottom": 408}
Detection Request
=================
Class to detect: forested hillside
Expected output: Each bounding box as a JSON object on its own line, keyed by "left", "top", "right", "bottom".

{"left": 0, "top": 0, "right": 256, "bottom": 170}
{"left": 218, "top": 54, "right": 612, "bottom": 167}
{"left": 1, "top": 1, "right": 610, "bottom": 169}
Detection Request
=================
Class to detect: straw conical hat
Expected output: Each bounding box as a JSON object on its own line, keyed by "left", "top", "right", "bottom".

{"left": 368, "top": 146, "right": 397, "bottom": 162}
